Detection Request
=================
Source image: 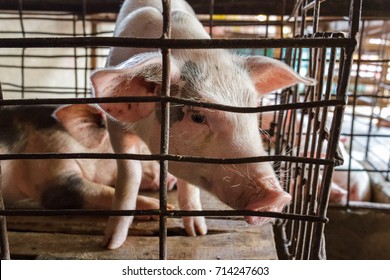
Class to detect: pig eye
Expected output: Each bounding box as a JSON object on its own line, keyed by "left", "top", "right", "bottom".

{"left": 190, "top": 111, "right": 207, "bottom": 124}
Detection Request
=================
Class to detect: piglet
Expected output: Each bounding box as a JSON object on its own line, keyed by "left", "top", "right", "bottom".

{"left": 0, "top": 104, "right": 176, "bottom": 213}
{"left": 258, "top": 103, "right": 371, "bottom": 205}
{"left": 331, "top": 140, "right": 371, "bottom": 204}
{"left": 90, "top": 0, "right": 314, "bottom": 249}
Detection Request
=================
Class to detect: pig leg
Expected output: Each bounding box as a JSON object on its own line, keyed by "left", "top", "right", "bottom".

{"left": 39, "top": 174, "right": 169, "bottom": 215}
{"left": 177, "top": 179, "right": 207, "bottom": 236}
{"left": 103, "top": 158, "right": 141, "bottom": 249}
{"left": 140, "top": 159, "right": 177, "bottom": 191}
{"left": 98, "top": 120, "right": 142, "bottom": 249}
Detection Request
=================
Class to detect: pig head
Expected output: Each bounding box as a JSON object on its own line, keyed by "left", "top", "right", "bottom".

{"left": 90, "top": 0, "right": 314, "bottom": 249}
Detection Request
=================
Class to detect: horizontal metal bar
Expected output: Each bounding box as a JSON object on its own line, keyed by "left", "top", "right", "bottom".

{"left": 0, "top": 37, "right": 357, "bottom": 49}
{"left": 0, "top": 209, "right": 328, "bottom": 223}
{"left": 330, "top": 201, "right": 390, "bottom": 212}
{"left": 0, "top": 0, "right": 387, "bottom": 18}
{"left": 335, "top": 168, "right": 390, "bottom": 173}
{"left": 0, "top": 97, "right": 345, "bottom": 114}
{"left": 341, "top": 132, "right": 390, "bottom": 138}
{"left": 0, "top": 153, "right": 335, "bottom": 166}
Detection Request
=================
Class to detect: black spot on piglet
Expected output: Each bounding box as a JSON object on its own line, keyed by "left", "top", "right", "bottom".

{"left": 40, "top": 174, "right": 85, "bottom": 209}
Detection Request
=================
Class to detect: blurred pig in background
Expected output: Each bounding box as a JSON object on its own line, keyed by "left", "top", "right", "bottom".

{"left": 0, "top": 104, "right": 176, "bottom": 212}
{"left": 259, "top": 108, "right": 371, "bottom": 205}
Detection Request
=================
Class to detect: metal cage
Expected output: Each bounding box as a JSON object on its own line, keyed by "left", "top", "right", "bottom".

{"left": 0, "top": 0, "right": 363, "bottom": 260}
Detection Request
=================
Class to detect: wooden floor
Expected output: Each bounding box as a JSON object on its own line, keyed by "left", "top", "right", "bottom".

{"left": 4, "top": 190, "right": 279, "bottom": 260}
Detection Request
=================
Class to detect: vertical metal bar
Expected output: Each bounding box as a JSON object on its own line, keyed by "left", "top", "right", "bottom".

{"left": 159, "top": 0, "right": 172, "bottom": 260}
{"left": 82, "top": 0, "right": 88, "bottom": 97}
{"left": 18, "top": 0, "right": 26, "bottom": 99}
{"left": 281, "top": 0, "right": 286, "bottom": 39}
{"left": 365, "top": 20, "right": 388, "bottom": 175}
{"left": 90, "top": 22, "right": 98, "bottom": 77}
{"left": 285, "top": 30, "right": 304, "bottom": 258}
{"left": 208, "top": 0, "right": 214, "bottom": 38}
{"left": 296, "top": 47, "right": 317, "bottom": 258}
{"left": 312, "top": 0, "right": 321, "bottom": 34}
{"left": 274, "top": 3, "right": 297, "bottom": 252}
{"left": 0, "top": 83, "right": 11, "bottom": 260}
{"left": 365, "top": 22, "right": 379, "bottom": 160}
{"left": 347, "top": 19, "right": 365, "bottom": 206}
{"left": 310, "top": 0, "right": 362, "bottom": 260}
{"left": 309, "top": 47, "right": 336, "bottom": 259}
{"left": 302, "top": 47, "right": 326, "bottom": 260}
{"left": 300, "top": 0, "right": 307, "bottom": 36}
{"left": 73, "top": 14, "right": 79, "bottom": 97}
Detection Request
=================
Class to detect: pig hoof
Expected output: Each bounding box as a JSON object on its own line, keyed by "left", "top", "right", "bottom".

{"left": 136, "top": 195, "right": 159, "bottom": 209}
{"left": 102, "top": 226, "right": 128, "bottom": 249}
{"left": 135, "top": 195, "right": 175, "bottom": 220}
{"left": 102, "top": 235, "right": 127, "bottom": 250}
{"left": 102, "top": 217, "right": 130, "bottom": 249}
{"left": 183, "top": 216, "right": 208, "bottom": 236}
{"left": 136, "top": 195, "right": 175, "bottom": 210}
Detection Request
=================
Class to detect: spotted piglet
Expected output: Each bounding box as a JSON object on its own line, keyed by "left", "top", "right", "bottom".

{"left": 0, "top": 104, "right": 176, "bottom": 213}
{"left": 91, "top": 0, "right": 315, "bottom": 249}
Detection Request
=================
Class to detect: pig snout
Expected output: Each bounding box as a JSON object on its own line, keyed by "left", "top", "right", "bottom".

{"left": 244, "top": 177, "right": 292, "bottom": 225}
{"left": 213, "top": 165, "right": 291, "bottom": 225}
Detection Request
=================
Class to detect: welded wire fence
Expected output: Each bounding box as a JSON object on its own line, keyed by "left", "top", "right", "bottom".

{"left": 0, "top": 0, "right": 363, "bottom": 260}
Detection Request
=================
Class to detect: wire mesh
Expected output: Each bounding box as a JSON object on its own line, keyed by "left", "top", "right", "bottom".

{"left": 0, "top": 0, "right": 364, "bottom": 260}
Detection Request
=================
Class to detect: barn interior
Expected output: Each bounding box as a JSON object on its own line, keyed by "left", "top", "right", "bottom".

{"left": 0, "top": 0, "right": 389, "bottom": 260}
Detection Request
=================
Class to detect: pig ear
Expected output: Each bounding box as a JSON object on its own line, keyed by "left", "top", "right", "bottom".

{"left": 90, "top": 53, "right": 180, "bottom": 123}
{"left": 53, "top": 104, "right": 108, "bottom": 149}
{"left": 242, "top": 56, "right": 315, "bottom": 95}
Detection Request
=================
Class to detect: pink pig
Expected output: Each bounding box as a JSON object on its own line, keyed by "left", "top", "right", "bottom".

{"left": 90, "top": 0, "right": 314, "bottom": 249}
{"left": 259, "top": 108, "right": 371, "bottom": 205}
{"left": 0, "top": 104, "right": 176, "bottom": 213}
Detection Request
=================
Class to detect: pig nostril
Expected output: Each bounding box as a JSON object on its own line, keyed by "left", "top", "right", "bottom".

{"left": 246, "top": 190, "right": 291, "bottom": 213}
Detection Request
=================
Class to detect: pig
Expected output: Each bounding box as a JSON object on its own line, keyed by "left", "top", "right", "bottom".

{"left": 258, "top": 105, "right": 371, "bottom": 205}
{"left": 0, "top": 104, "right": 177, "bottom": 213}
{"left": 90, "top": 0, "right": 315, "bottom": 249}
{"left": 377, "top": 116, "right": 390, "bottom": 128}
{"left": 331, "top": 140, "right": 371, "bottom": 204}
{"left": 310, "top": 142, "right": 371, "bottom": 205}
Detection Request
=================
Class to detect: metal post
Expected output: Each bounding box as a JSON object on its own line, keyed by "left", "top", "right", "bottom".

{"left": 159, "top": 0, "right": 172, "bottom": 260}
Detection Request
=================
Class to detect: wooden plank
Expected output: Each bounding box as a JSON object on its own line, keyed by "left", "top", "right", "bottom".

{"left": 4, "top": 189, "right": 233, "bottom": 235}
{"left": 7, "top": 219, "right": 277, "bottom": 260}
{"left": 4, "top": 189, "right": 278, "bottom": 259}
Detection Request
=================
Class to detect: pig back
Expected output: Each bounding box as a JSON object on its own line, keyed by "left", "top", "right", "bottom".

{"left": 0, "top": 106, "right": 59, "bottom": 153}
{"left": 108, "top": 0, "right": 207, "bottom": 66}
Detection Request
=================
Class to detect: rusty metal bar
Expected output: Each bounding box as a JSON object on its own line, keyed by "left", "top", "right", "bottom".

{"left": 0, "top": 208, "right": 328, "bottom": 223}
{"left": 0, "top": 169, "right": 10, "bottom": 260}
{"left": 346, "top": 19, "right": 365, "bottom": 206}
{"left": 159, "top": 0, "right": 172, "bottom": 261}
{"left": 330, "top": 201, "right": 390, "bottom": 212}
{"left": 310, "top": 0, "right": 363, "bottom": 260}
{"left": 0, "top": 0, "right": 367, "bottom": 261}
{"left": 0, "top": 0, "right": 388, "bottom": 18}
{"left": 0, "top": 97, "right": 345, "bottom": 114}
{"left": 302, "top": 0, "right": 326, "bottom": 14}
{"left": 0, "top": 153, "right": 335, "bottom": 166}
{"left": 0, "top": 83, "right": 11, "bottom": 260}
{"left": 208, "top": 0, "right": 214, "bottom": 38}
{"left": 0, "top": 37, "right": 357, "bottom": 49}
